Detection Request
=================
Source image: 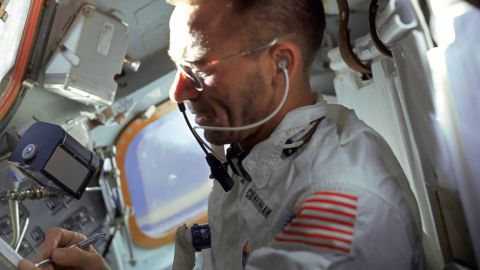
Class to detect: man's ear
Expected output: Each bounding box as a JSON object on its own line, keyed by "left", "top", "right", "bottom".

{"left": 270, "top": 41, "right": 301, "bottom": 76}
{"left": 268, "top": 41, "right": 301, "bottom": 91}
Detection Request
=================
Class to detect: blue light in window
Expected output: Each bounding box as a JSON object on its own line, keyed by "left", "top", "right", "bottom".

{"left": 124, "top": 109, "right": 211, "bottom": 235}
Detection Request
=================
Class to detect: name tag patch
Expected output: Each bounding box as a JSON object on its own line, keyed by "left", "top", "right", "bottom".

{"left": 245, "top": 188, "right": 272, "bottom": 218}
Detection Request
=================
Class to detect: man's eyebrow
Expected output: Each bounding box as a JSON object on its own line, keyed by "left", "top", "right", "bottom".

{"left": 168, "top": 50, "right": 209, "bottom": 67}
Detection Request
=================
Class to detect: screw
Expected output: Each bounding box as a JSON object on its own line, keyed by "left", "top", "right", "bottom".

{"left": 81, "top": 4, "right": 95, "bottom": 18}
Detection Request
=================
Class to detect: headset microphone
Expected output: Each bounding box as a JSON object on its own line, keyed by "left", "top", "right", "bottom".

{"left": 178, "top": 58, "right": 289, "bottom": 192}
{"left": 178, "top": 103, "right": 234, "bottom": 192}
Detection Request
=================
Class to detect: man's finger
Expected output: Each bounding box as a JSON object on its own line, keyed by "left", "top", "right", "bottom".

{"left": 51, "top": 247, "right": 102, "bottom": 268}
{"left": 17, "top": 259, "right": 39, "bottom": 270}
{"left": 40, "top": 228, "right": 86, "bottom": 258}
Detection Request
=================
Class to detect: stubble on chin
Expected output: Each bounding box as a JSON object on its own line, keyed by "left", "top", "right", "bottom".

{"left": 201, "top": 68, "right": 268, "bottom": 146}
{"left": 203, "top": 129, "right": 234, "bottom": 146}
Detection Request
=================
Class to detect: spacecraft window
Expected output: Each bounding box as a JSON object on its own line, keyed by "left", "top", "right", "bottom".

{"left": 116, "top": 100, "right": 210, "bottom": 247}
{"left": 0, "top": 0, "right": 31, "bottom": 82}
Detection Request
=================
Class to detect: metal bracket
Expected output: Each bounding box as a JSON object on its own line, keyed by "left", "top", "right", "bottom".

{"left": 0, "top": 0, "right": 10, "bottom": 22}
{"left": 22, "top": 79, "right": 39, "bottom": 90}
{"left": 96, "top": 146, "right": 136, "bottom": 266}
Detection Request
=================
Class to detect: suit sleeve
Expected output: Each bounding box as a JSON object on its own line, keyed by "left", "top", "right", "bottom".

{"left": 245, "top": 187, "right": 424, "bottom": 270}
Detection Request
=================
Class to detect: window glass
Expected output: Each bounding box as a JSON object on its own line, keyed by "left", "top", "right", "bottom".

{"left": 0, "top": 0, "right": 31, "bottom": 82}
{"left": 124, "top": 108, "right": 211, "bottom": 236}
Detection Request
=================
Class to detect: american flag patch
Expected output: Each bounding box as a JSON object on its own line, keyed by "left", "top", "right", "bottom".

{"left": 274, "top": 191, "right": 358, "bottom": 254}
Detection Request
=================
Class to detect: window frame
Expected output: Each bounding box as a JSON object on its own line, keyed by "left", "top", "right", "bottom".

{"left": 115, "top": 99, "right": 208, "bottom": 249}
{"left": 0, "top": 0, "right": 43, "bottom": 120}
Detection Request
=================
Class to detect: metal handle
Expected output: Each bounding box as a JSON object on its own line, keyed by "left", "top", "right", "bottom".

{"left": 336, "top": 0, "right": 372, "bottom": 74}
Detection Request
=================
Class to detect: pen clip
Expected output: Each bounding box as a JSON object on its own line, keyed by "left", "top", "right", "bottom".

{"left": 71, "top": 232, "right": 106, "bottom": 249}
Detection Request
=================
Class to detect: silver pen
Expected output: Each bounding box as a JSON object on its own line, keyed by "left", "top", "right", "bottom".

{"left": 34, "top": 232, "right": 105, "bottom": 268}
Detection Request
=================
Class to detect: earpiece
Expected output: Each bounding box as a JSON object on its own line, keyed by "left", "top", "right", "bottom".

{"left": 277, "top": 58, "right": 288, "bottom": 69}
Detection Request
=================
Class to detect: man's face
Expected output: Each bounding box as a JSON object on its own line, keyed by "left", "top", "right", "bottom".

{"left": 168, "top": 1, "right": 281, "bottom": 147}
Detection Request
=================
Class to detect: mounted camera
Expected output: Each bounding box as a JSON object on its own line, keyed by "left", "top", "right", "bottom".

{"left": 8, "top": 121, "right": 101, "bottom": 199}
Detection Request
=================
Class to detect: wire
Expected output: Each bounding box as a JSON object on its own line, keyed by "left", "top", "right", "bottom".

{"left": 8, "top": 199, "right": 20, "bottom": 247}
{"left": 15, "top": 217, "right": 29, "bottom": 252}
{"left": 1, "top": 186, "right": 58, "bottom": 201}
{"left": 179, "top": 102, "right": 234, "bottom": 191}
{"left": 179, "top": 104, "right": 226, "bottom": 162}
{"left": 102, "top": 225, "right": 118, "bottom": 257}
{"left": 179, "top": 103, "right": 209, "bottom": 155}
{"left": 193, "top": 67, "right": 290, "bottom": 132}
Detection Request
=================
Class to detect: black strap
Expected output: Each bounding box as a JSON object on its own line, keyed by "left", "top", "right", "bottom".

{"left": 225, "top": 116, "right": 325, "bottom": 181}
{"left": 283, "top": 116, "right": 324, "bottom": 157}
{"left": 226, "top": 144, "right": 252, "bottom": 182}
{"left": 369, "top": 0, "right": 392, "bottom": 57}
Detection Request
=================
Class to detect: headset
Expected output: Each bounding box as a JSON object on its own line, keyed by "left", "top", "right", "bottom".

{"left": 178, "top": 58, "right": 289, "bottom": 192}
{"left": 193, "top": 58, "right": 289, "bottom": 132}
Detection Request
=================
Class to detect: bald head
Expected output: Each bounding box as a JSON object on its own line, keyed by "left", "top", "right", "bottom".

{"left": 167, "top": 0, "right": 326, "bottom": 72}
{"left": 168, "top": 0, "right": 246, "bottom": 63}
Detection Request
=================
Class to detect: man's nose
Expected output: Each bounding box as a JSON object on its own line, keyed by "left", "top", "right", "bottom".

{"left": 169, "top": 71, "right": 200, "bottom": 103}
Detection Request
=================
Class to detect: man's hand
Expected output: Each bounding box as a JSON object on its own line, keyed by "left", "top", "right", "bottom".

{"left": 17, "top": 227, "right": 111, "bottom": 270}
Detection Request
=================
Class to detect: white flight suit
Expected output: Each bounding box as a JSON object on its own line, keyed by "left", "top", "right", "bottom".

{"left": 200, "top": 98, "right": 425, "bottom": 270}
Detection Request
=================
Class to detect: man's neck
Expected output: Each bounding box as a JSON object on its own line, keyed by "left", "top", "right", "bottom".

{"left": 238, "top": 82, "right": 315, "bottom": 152}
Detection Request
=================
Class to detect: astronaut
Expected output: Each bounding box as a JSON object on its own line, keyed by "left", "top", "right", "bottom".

{"left": 18, "top": 0, "right": 425, "bottom": 269}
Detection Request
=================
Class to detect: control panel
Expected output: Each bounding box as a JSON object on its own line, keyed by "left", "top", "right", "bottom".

{"left": 0, "top": 177, "right": 107, "bottom": 260}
